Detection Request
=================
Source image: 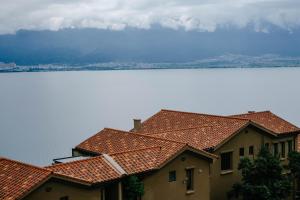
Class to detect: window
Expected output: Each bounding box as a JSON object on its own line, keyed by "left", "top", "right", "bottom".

{"left": 288, "top": 140, "right": 294, "bottom": 153}
{"left": 169, "top": 170, "right": 176, "bottom": 182}
{"left": 281, "top": 142, "right": 286, "bottom": 158}
{"left": 249, "top": 146, "right": 254, "bottom": 155}
{"left": 60, "top": 197, "right": 69, "bottom": 200}
{"left": 265, "top": 143, "right": 269, "bottom": 150}
{"left": 273, "top": 143, "right": 279, "bottom": 156}
{"left": 239, "top": 147, "right": 244, "bottom": 157}
{"left": 221, "top": 152, "right": 232, "bottom": 171}
{"left": 186, "top": 168, "right": 194, "bottom": 191}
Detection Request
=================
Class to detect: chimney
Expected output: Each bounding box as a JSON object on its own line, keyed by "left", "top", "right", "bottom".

{"left": 248, "top": 111, "right": 256, "bottom": 114}
{"left": 133, "top": 119, "right": 142, "bottom": 131}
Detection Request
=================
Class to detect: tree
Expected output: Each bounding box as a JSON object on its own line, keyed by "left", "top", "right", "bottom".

{"left": 288, "top": 151, "right": 300, "bottom": 179}
{"left": 123, "top": 175, "right": 144, "bottom": 200}
{"left": 288, "top": 151, "right": 300, "bottom": 199}
{"left": 229, "top": 147, "right": 291, "bottom": 200}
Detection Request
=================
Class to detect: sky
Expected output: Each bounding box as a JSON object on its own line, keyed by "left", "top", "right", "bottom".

{"left": 1, "top": 0, "right": 300, "bottom": 65}
{"left": 1, "top": 0, "right": 300, "bottom": 34}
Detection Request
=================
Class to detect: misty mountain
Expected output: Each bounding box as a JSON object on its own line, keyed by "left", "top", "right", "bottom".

{"left": 1, "top": 27, "right": 300, "bottom": 65}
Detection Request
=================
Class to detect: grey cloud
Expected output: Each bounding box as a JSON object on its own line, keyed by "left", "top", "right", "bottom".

{"left": 0, "top": 0, "right": 300, "bottom": 34}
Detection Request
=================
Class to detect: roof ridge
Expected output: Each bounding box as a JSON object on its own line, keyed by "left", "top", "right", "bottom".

{"left": 0, "top": 157, "right": 51, "bottom": 173}
{"left": 103, "top": 127, "right": 186, "bottom": 145}
{"left": 230, "top": 110, "right": 300, "bottom": 130}
{"left": 132, "top": 132, "right": 186, "bottom": 144}
{"left": 161, "top": 109, "right": 249, "bottom": 121}
{"left": 229, "top": 110, "right": 271, "bottom": 117}
{"left": 104, "top": 127, "right": 131, "bottom": 133}
{"left": 110, "top": 146, "right": 162, "bottom": 156}
{"left": 102, "top": 154, "right": 127, "bottom": 175}
{"left": 266, "top": 112, "right": 300, "bottom": 130}
{"left": 141, "top": 123, "right": 229, "bottom": 135}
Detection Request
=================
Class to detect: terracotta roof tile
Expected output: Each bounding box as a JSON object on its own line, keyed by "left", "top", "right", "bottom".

{"left": 0, "top": 157, "right": 51, "bottom": 200}
{"left": 76, "top": 128, "right": 185, "bottom": 157}
{"left": 150, "top": 122, "right": 248, "bottom": 150}
{"left": 46, "top": 156, "right": 121, "bottom": 184}
{"left": 47, "top": 144, "right": 188, "bottom": 184}
{"left": 230, "top": 111, "right": 299, "bottom": 134}
{"left": 135, "top": 109, "right": 249, "bottom": 134}
{"left": 111, "top": 147, "right": 162, "bottom": 174}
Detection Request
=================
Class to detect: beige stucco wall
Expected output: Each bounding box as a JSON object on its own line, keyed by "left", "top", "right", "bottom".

{"left": 210, "top": 127, "right": 295, "bottom": 200}
{"left": 142, "top": 151, "right": 211, "bottom": 200}
{"left": 24, "top": 179, "right": 102, "bottom": 200}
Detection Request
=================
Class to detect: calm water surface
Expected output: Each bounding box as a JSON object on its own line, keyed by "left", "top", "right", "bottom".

{"left": 0, "top": 68, "right": 300, "bottom": 166}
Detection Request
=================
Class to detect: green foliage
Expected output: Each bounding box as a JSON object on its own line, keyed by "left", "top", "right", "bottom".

{"left": 288, "top": 151, "right": 300, "bottom": 178}
{"left": 123, "top": 175, "right": 144, "bottom": 200}
{"left": 229, "top": 147, "right": 291, "bottom": 200}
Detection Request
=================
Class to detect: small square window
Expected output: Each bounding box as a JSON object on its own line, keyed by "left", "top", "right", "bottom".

{"left": 169, "top": 170, "right": 176, "bottom": 182}
{"left": 249, "top": 146, "right": 254, "bottom": 155}
{"left": 239, "top": 148, "right": 244, "bottom": 157}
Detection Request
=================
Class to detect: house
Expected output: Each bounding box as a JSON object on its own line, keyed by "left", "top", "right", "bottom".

{"left": 0, "top": 131, "right": 215, "bottom": 200}
{"left": 74, "top": 110, "right": 300, "bottom": 200}
{"left": 1, "top": 109, "right": 299, "bottom": 200}
{"left": 67, "top": 129, "right": 216, "bottom": 200}
{"left": 133, "top": 110, "right": 300, "bottom": 199}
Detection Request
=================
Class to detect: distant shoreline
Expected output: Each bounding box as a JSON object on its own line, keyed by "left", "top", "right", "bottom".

{"left": 1, "top": 65, "right": 300, "bottom": 73}
{"left": 2, "top": 54, "right": 300, "bottom": 73}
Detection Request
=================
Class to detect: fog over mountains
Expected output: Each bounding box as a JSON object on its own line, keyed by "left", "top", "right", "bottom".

{"left": 0, "top": 27, "right": 300, "bottom": 71}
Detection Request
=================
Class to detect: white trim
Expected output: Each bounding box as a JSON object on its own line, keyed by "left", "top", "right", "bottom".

{"left": 103, "top": 154, "right": 127, "bottom": 175}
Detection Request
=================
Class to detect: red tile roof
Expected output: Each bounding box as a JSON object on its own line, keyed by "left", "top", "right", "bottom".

{"left": 46, "top": 155, "right": 122, "bottom": 184}
{"left": 48, "top": 144, "right": 215, "bottom": 184}
{"left": 76, "top": 128, "right": 185, "bottom": 157}
{"left": 0, "top": 157, "right": 51, "bottom": 200}
{"left": 111, "top": 147, "right": 162, "bottom": 175}
{"left": 76, "top": 110, "right": 299, "bottom": 155}
{"left": 127, "top": 109, "right": 299, "bottom": 151}
{"left": 230, "top": 111, "right": 299, "bottom": 134}
{"left": 135, "top": 109, "right": 249, "bottom": 134}
{"left": 150, "top": 122, "right": 248, "bottom": 150}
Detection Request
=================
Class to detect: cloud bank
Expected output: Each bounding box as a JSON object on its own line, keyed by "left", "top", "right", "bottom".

{"left": 1, "top": 0, "right": 300, "bottom": 34}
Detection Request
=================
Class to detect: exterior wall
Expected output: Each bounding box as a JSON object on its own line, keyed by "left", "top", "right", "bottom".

{"left": 142, "top": 151, "right": 211, "bottom": 200}
{"left": 24, "top": 179, "right": 102, "bottom": 200}
{"left": 210, "top": 127, "right": 296, "bottom": 200}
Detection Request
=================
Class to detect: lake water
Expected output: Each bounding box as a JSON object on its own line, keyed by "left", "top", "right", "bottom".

{"left": 0, "top": 68, "right": 300, "bottom": 166}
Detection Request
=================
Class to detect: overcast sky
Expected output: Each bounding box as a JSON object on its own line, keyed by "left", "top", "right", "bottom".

{"left": 0, "top": 0, "right": 300, "bottom": 34}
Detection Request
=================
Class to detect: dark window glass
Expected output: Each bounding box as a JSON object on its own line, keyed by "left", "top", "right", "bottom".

{"left": 249, "top": 146, "right": 254, "bottom": 155}
{"left": 239, "top": 148, "right": 244, "bottom": 157}
{"left": 281, "top": 142, "right": 286, "bottom": 158}
{"left": 169, "top": 170, "right": 176, "bottom": 182}
{"left": 221, "top": 152, "right": 232, "bottom": 171}
{"left": 186, "top": 168, "right": 194, "bottom": 191}
{"left": 265, "top": 143, "right": 269, "bottom": 150}
{"left": 274, "top": 143, "right": 279, "bottom": 155}
{"left": 60, "top": 197, "right": 69, "bottom": 200}
{"left": 288, "top": 140, "right": 293, "bottom": 153}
